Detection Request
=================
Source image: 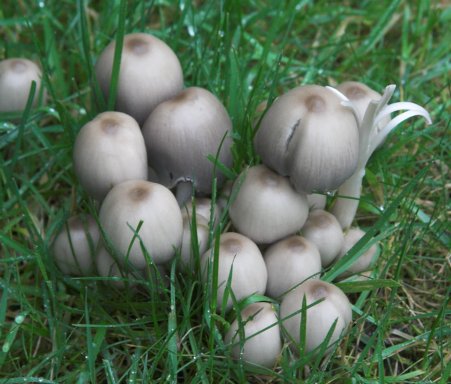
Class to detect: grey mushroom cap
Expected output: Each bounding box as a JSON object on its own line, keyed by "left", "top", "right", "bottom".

{"left": 73, "top": 111, "right": 148, "bottom": 201}
{"left": 229, "top": 165, "right": 309, "bottom": 244}
{"left": 225, "top": 302, "right": 282, "bottom": 368}
{"left": 95, "top": 33, "right": 184, "bottom": 125}
{"left": 254, "top": 85, "right": 359, "bottom": 193}
{"left": 200, "top": 232, "right": 267, "bottom": 312}
{"left": 142, "top": 87, "right": 233, "bottom": 194}
{"left": 280, "top": 280, "right": 352, "bottom": 355}
{"left": 0, "top": 58, "right": 45, "bottom": 112}
{"left": 52, "top": 215, "right": 100, "bottom": 275}
{"left": 301, "top": 209, "right": 344, "bottom": 267}
{"left": 99, "top": 180, "right": 183, "bottom": 269}
{"left": 264, "top": 236, "right": 322, "bottom": 299}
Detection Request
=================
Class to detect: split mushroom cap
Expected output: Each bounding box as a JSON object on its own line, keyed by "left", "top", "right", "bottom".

{"left": 99, "top": 180, "right": 183, "bottom": 269}
{"left": 301, "top": 209, "right": 344, "bottom": 267}
{"left": 73, "top": 111, "right": 148, "bottom": 201}
{"left": 264, "top": 235, "right": 321, "bottom": 299}
{"left": 142, "top": 87, "right": 233, "bottom": 200}
{"left": 280, "top": 280, "right": 352, "bottom": 355}
{"left": 95, "top": 32, "right": 184, "bottom": 125}
{"left": 0, "top": 58, "right": 45, "bottom": 112}
{"left": 336, "top": 227, "right": 379, "bottom": 279}
{"left": 225, "top": 302, "right": 282, "bottom": 368}
{"left": 200, "top": 232, "right": 267, "bottom": 312}
{"left": 229, "top": 165, "right": 309, "bottom": 244}
{"left": 254, "top": 85, "right": 359, "bottom": 193}
{"left": 52, "top": 214, "right": 100, "bottom": 275}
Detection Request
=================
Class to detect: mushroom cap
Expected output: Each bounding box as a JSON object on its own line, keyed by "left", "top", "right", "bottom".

{"left": 142, "top": 87, "right": 233, "bottom": 194}
{"left": 336, "top": 227, "right": 379, "bottom": 278}
{"left": 0, "top": 58, "right": 45, "bottom": 112}
{"left": 225, "top": 302, "right": 282, "bottom": 368}
{"left": 301, "top": 209, "right": 344, "bottom": 267}
{"left": 307, "top": 193, "right": 327, "bottom": 210}
{"left": 179, "top": 215, "right": 210, "bottom": 271}
{"left": 200, "top": 232, "right": 267, "bottom": 312}
{"left": 95, "top": 32, "right": 184, "bottom": 125}
{"left": 280, "top": 280, "right": 352, "bottom": 355}
{"left": 99, "top": 180, "right": 183, "bottom": 268}
{"left": 73, "top": 111, "right": 148, "bottom": 201}
{"left": 52, "top": 215, "right": 100, "bottom": 275}
{"left": 181, "top": 197, "right": 221, "bottom": 227}
{"left": 254, "top": 85, "right": 359, "bottom": 193}
{"left": 264, "top": 236, "right": 322, "bottom": 298}
{"left": 229, "top": 165, "right": 309, "bottom": 244}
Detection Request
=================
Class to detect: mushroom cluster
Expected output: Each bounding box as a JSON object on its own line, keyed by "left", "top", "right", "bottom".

{"left": 40, "top": 31, "right": 431, "bottom": 369}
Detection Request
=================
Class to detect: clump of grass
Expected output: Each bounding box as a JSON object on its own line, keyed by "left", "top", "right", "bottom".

{"left": 0, "top": 1, "right": 449, "bottom": 382}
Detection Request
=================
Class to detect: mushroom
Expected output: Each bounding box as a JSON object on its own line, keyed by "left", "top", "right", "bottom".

{"left": 280, "top": 280, "right": 352, "bottom": 355}
{"left": 142, "top": 87, "right": 233, "bottom": 205}
{"left": 264, "top": 236, "right": 321, "bottom": 299}
{"left": 99, "top": 180, "right": 183, "bottom": 269}
{"left": 0, "top": 58, "right": 45, "bottom": 113}
{"left": 179, "top": 214, "right": 210, "bottom": 271}
{"left": 229, "top": 165, "right": 309, "bottom": 244}
{"left": 225, "top": 302, "right": 281, "bottom": 368}
{"left": 301, "top": 210, "right": 344, "bottom": 267}
{"left": 254, "top": 85, "right": 360, "bottom": 193}
{"left": 95, "top": 32, "right": 184, "bottom": 125}
{"left": 73, "top": 111, "right": 148, "bottom": 201}
{"left": 307, "top": 193, "right": 327, "bottom": 210}
{"left": 181, "top": 197, "right": 221, "bottom": 228}
{"left": 52, "top": 214, "right": 100, "bottom": 275}
{"left": 335, "top": 227, "right": 380, "bottom": 279}
{"left": 200, "top": 232, "right": 267, "bottom": 312}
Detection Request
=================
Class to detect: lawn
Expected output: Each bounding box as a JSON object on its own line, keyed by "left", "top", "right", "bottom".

{"left": 0, "top": 0, "right": 449, "bottom": 383}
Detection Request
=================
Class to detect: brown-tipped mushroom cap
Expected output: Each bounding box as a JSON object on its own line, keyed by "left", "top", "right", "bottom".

{"left": 142, "top": 87, "right": 233, "bottom": 195}
{"left": 99, "top": 180, "right": 183, "bottom": 268}
{"left": 200, "top": 232, "right": 267, "bottom": 312}
{"left": 0, "top": 58, "right": 45, "bottom": 112}
{"left": 254, "top": 85, "right": 359, "bottom": 193}
{"left": 225, "top": 302, "right": 281, "bottom": 368}
{"left": 229, "top": 165, "right": 309, "bottom": 244}
{"left": 73, "top": 111, "right": 148, "bottom": 201}
{"left": 280, "top": 280, "right": 352, "bottom": 355}
{"left": 301, "top": 209, "right": 344, "bottom": 267}
{"left": 264, "top": 236, "right": 321, "bottom": 298}
{"left": 95, "top": 33, "right": 183, "bottom": 125}
{"left": 52, "top": 215, "right": 100, "bottom": 275}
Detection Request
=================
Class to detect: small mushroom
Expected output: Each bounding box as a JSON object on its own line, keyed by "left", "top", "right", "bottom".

{"left": 254, "top": 85, "right": 359, "bottom": 193}
{"left": 52, "top": 214, "right": 100, "bottom": 275}
{"left": 301, "top": 210, "right": 344, "bottom": 267}
{"left": 264, "top": 236, "right": 321, "bottom": 299}
{"left": 225, "top": 302, "right": 281, "bottom": 368}
{"left": 307, "top": 193, "right": 327, "bottom": 210}
{"left": 95, "top": 32, "right": 184, "bottom": 125}
{"left": 181, "top": 197, "right": 221, "bottom": 228}
{"left": 201, "top": 232, "right": 267, "bottom": 312}
{"left": 280, "top": 280, "right": 352, "bottom": 355}
{"left": 142, "top": 87, "right": 233, "bottom": 205}
{"left": 99, "top": 180, "right": 183, "bottom": 269}
{"left": 229, "top": 165, "right": 309, "bottom": 244}
{"left": 179, "top": 215, "right": 210, "bottom": 271}
{"left": 0, "top": 58, "right": 45, "bottom": 113}
{"left": 73, "top": 111, "right": 148, "bottom": 201}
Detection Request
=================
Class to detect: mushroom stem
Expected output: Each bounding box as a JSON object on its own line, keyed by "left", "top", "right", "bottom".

{"left": 330, "top": 84, "right": 432, "bottom": 229}
{"left": 176, "top": 180, "right": 194, "bottom": 206}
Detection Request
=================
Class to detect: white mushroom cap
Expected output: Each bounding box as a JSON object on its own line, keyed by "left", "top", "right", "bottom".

{"left": 201, "top": 232, "right": 267, "bottom": 312}
{"left": 73, "top": 111, "right": 148, "bottom": 201}
{"left": 52, "top": 214, "right": 100, "bottom": 275}
{"left": 280, "top": 280, "right": 352, "bottom": 355}
{"left": 301, "top": 209, "right": 344, "bottom": 267}
{"left": 254, "top": 85, "right": 359, "bottom": 193}
{"left": 229, "top": 165, "right": 309, "bottom": 244}
{"left": 335, "top": 227, "right": 379, "bottom": 279}
{"left": 225, "top": 302, "right": 281, "bottom": 368}
{"left": 179, "top": 215, "right": 210, "bottom": 271}
{"left": 99, "top": 180, "right": 183, "bottom": 268}
{"left": 95, "top": 33, "right": 184, "bottom": 125}
{"left": 181, "top": 197, "right": 221, "bottom": 227}
{"left": 264, "top": 236, "right": 321, "bottom": 298}
{"left": 142, "top": 87, "right": 233, "bottom": 196}
{"left": 0, "top": 58, "right": 45, "bottom": 112}
{"left": 307, "top": 193, "right": 327, "bottom": 210}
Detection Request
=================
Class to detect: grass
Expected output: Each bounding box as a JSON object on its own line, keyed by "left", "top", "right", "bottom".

{"left": 0, "top": 0, "right": 449, "bottom": 382}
